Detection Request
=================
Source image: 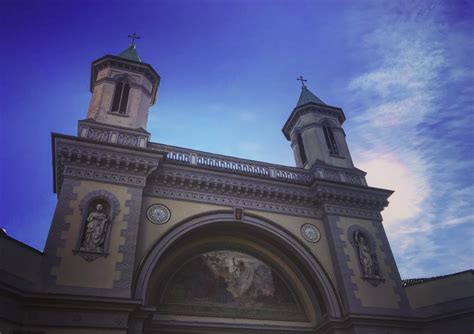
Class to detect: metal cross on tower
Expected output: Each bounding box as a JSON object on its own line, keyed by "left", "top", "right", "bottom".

{"left": 297, "top": 76, "right": 307, "bottom": 88}
{"left": 128, "top": 33, "right": 141, "bottom": 45}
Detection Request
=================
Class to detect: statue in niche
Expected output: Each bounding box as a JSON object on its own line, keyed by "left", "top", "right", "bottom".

{"left": 80, "top": 203, "right": 109, "bottom": 253}
{"left": 354, "top": 231, "right": 379, "bottom": 277}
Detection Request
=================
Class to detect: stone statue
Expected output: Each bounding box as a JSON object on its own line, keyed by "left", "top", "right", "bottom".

{"left": 80, "top": 203, "right": 109, "bottom": 252}
{"left": 354, "top": 231, "right": 379, "bottom": 277}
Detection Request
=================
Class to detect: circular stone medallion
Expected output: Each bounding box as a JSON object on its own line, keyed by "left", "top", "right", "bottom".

{"left": 301, "top": 224, "right": 321, "bottom": 243}
{"left": 146, "top": 204, "right": 171, "bottom": 225}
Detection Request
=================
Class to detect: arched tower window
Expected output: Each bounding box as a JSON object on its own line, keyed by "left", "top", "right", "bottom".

{"left": 297, "top": 132, "right": 307, "bottom": 165}
{"left": 111, "top": 81, "right": 130, "bottom": 114}
{"left": 322, "top": 122, "right": 339, "bottom": 155}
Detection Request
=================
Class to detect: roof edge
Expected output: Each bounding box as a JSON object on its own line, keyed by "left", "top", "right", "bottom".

{"left": 89, "top": 54, "right": 160, "bottom": 105}
{"left": 282, "top": 103, "right": 346, "bottom": 140}
{"left": 402, "top": 269, "right": 474, "bottom": 287}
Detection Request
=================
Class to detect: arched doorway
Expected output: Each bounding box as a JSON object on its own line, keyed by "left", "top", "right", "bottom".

{"left": 133, "top": 212, "right": 342, "bottom": 333}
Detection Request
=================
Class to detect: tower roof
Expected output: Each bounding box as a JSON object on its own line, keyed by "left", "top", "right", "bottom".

{"left": 282, "top": 85, "right": 345, "bottom": 140}
{"left": 296, "top": 86, "right": 325, "bottom": 107}
{"left": 117, "top": 43, "right": 142, "bottom": 62}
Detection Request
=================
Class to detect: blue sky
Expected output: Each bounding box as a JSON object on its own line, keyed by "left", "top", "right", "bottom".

{"left": 1, "top": 0, "right": 472, "bottom": 278}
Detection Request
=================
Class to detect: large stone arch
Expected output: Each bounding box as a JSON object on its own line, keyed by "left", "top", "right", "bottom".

{"left": 132, "top": 211, "right": 342, "bottom": 331}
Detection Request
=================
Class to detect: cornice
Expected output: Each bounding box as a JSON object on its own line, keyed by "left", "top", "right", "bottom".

{"left": 144, "top": 185, "right": 323, "bottom": 219}
{"left": 147, "top": 166, "right": 317, "bottom": 206}
{"left": 52, "top": 135, "right": 165, "bottom": 195}
{"left": 143, "top": 163, "right": 391, "bottom": 219}
{"left": 50, "top": 134, "right": 391, "bottom": 218}
{"left": 290, "top": 121, "right": 346, "bottom": 139}
{"left": 282, "top": 104, "right": 346, "bottom": 140}
{"left": 313, "top": 183, "right": 392, "bottom": 212}
{"left": 323, "top": 204, "right": 383, "bottom": 220}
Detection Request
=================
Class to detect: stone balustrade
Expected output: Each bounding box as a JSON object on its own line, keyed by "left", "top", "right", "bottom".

{"left": 149, "top": 142, "right": 367, "bottom": 186}
{"left": 150, "top": 143, "right": 366, "bottom": 186}
{"left": 78, "top": 119, "right": 150, "bottom": 148}
{"left": 149, "top": 143, "right": 359, "bottom": 185}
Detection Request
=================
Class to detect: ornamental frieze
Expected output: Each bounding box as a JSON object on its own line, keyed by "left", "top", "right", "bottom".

{"left": 314, "top": 184, "right": 390, "bottom": 211}
{"left": 144, "top": 186, "right": 322, "bottom": 218}
{"left": 323, "top": 204, "right": 382, "bottom": 220}
{"left": 147, "top": 167, "right": 316, "bottom": 206}
{"left": 53, "top": 135, "right": 165, "bottom": 194}
{"left": 63, "top": 166, "right": 147, "bottom": 188}
{"left": 56, "top": 142, "right": 160, "bottom": 172}
{"left": 78, "top": 119, "right": 150, "bottom": 148}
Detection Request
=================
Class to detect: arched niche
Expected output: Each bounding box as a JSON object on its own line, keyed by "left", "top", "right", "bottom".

{"left": 133, "top": 212, "right": 342, "bottom": 331}
{"left": 74, "top": 190, "right": 120, "bottom": 261}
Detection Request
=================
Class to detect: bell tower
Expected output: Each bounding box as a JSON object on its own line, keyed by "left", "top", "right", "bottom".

{"left": 282, "top": 77, "right": 356, "bottom": 171}
{"left": 85, "top": 33, "right": 160, "bottom": 131}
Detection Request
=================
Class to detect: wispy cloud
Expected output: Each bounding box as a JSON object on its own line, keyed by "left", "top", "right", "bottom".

{"left": 235, "top": 141, "right": 265, "bottom": 161}
{"left": 345, "top": 1, "right": 474, "bottom": 277}
{"left": 238, "top": 111, "right": 257, "bottom": 122}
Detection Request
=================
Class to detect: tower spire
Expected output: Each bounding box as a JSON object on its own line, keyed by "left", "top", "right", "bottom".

{"left": 297, "top": 75, "right": 307, "bottom": 88}
{"left": 117, "top": 33, "right": 142, "bottom": 62}
{"left": 127, "top": 32, "right": 141, "bottom": 46}
{"left": 295, "top": 82, "right": 325, "bottom": 107}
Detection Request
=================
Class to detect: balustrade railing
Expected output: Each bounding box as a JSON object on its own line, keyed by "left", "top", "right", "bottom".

{"left": 167, "top": 150, "right": 190, "bottom": 163}
{"left": 274, "top": 168, "right": 312, "bottom": 183}
{"left": 151, "top": 143, "right": 363, "bottom": 185}
{"left": 196, "top": 155, "right": 270, "bottom": 177}
{"left": 151, "top": 143, "right": 313, "bottom": 183}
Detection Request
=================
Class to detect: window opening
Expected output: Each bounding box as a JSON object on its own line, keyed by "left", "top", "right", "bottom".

{"left": 111, "top": 81, "right": 130, "bottom": 114}
{"left": 297, "top": 132, "right": 307, "bottom": 165}
{"left": 322, "top": 123, "right": 339, "bottom": 155}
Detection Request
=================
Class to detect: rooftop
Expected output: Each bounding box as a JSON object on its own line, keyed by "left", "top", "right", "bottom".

{"left": 402, "top": 269, "right": 473, "bottom": 287}
{"left": 296, "top": 85, "right": 326, "bottom": 107}
{"left": 117, "top": 43, "right": 141, "bottom": 62}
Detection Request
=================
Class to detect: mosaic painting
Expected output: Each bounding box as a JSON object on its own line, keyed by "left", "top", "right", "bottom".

{"left": 160, "top": 250, "right": 305, "bottom": 320}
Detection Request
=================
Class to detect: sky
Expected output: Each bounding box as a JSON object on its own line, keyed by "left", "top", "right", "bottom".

{"left": 0, "top": 0, "right": 472, "bottom": 279}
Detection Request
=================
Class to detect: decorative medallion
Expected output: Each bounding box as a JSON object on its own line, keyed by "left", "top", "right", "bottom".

{"left": 301, "top": 224, "right": 321, "bottom": 243}
{"left": 147, "top": 204, "right": 171, "bottom": 224}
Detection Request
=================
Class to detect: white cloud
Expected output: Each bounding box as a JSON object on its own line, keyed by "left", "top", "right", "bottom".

{"left": 444, "top": 215, "right": 474, "bottom": 227}
{"left": 238, "top": 112, "right": 257, "bottom": 121}
{"left": 345, "top": 1, "right": 474, "bottom": 277}
{"left": 358, "top": 150, "right": 429, "bottom": 223}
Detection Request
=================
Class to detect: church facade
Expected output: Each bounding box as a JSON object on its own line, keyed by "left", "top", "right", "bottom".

{"left": 1, "top": 42, "right": 473, "bottom": 334}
